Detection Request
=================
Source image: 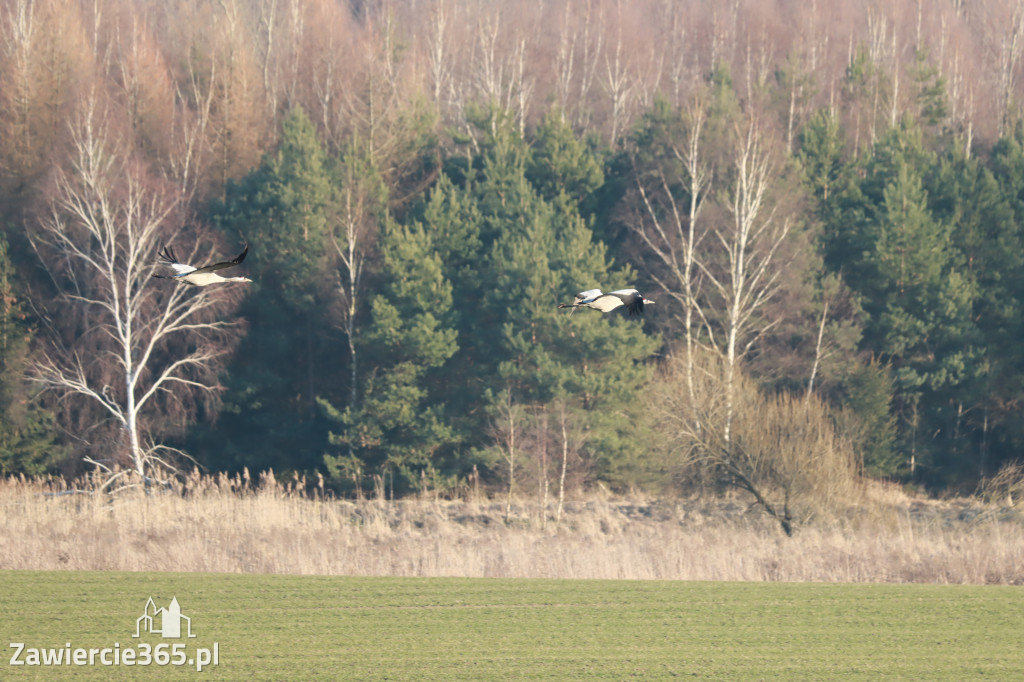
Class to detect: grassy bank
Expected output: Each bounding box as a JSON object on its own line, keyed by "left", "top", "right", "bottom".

{"left": 1, "top": 473, "right": 1022, "bottom": 583}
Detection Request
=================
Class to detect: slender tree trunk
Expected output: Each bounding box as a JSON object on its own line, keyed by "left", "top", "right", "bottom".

{"left": 706, "top": 118, "right": 789, "bottom": 448}
{"left": 724, "top": 319, "right": 738, "bottom": 447}
{"left": 557, "top": 407, "right": 569, "bottom": 524}
{"left": 539, "top": 408, "right": 548, "bottom": 528}
{"left": 505, "top": 413, "right": 515, "bottom": 521}
{"left": 682, "top": 103, "right": 706, "bottom": 406}
{"left": 345, "top": 243, "right": 358, "bottom": 461}
{"left": 631, "top": 98, "right": 707, "bottom": 406}
{"left": 806, "top": 299, "right": 829, "bottom": 401}
{"left": 125, "top": 384, "right": 142, "bottom": 476}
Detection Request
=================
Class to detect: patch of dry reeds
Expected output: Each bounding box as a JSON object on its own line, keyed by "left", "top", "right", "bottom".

{"left": 0, "top": 472, "right": 1022, "bottom": 584}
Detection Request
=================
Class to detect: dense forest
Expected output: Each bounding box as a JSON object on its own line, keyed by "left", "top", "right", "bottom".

{"left": 2, "top": 0, "right": 1024, "bottom": 500}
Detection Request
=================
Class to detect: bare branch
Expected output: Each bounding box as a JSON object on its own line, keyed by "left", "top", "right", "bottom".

{"left": 30, "top": 96, "right": 243, "bottom": 477}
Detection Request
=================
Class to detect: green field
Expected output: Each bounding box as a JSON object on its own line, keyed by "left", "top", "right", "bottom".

{"left": 1, "top": 571, "right": 1022, "bottom": 680}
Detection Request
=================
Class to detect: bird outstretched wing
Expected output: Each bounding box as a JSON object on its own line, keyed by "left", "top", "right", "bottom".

{"left": 155, "top": 246, "right": 195, "bottom": 275}
{"left": 558, "top": 288, "right": 603, "bottom": 316}
{"left": 190, "top": 244, "right": 249, "bottom": 274}
{"left": 609, "top": 289, "right": 646, "bottom": 317}
{"left": 559, "top": 289, "right": 602, "bottom": 307}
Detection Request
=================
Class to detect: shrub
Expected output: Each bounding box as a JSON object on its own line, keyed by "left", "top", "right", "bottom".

{"left": 648, "top": 349, "right": 858, "bottom": 535}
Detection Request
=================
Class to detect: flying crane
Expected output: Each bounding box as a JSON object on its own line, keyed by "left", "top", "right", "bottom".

{"left": 152, "top": 244, "right": 252, "bottom": 287}
{"left": 558, "top": 288, "right": 654, "bottom": 317}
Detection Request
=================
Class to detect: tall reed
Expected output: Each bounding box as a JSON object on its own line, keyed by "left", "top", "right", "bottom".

{"left": 0, "top": 472, "right": 1021, "bottom": 583}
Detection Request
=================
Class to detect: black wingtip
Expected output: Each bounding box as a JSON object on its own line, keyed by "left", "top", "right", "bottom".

{"left": 157, "top": 245, "right": 177, "bottom": 264}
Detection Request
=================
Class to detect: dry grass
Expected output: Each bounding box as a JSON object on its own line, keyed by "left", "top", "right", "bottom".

{"left": 1, "top": 472, "right": 1022, "bottom": 584}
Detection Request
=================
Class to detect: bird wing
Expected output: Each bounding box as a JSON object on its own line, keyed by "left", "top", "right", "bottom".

{"left": 191, "top": 244, "right": 249, "bottom": 274}
{"left": 574, "top": 289, "right": 603, "bottom": 304}
{"left": 560, "top": 288, "right": 602, "bottom": 311}
{"left": 608, "top": 289, "right": 645, "bottom": 317}
{"left": 587, "top": 293, "right": 627, "bottom": 313}
{"left": 155, "top": 246, "right": 196, "bottom": 275}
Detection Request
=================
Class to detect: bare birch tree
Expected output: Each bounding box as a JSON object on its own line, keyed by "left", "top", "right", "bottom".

{"left": 630, "top": 95, "right": 710, "bottom": 404}
{"left": 425, "top": 0, "right": 453, "bottom": 113}
{"left": 602, "top": 25, "right": 632, "bottom": 146}
{"left": 29, "top": 99, "right": 243, "bottom": 482}
{"left": 470, "top": 8, "right": 535, "bottom": 138}
{"left": 255, "top": 0, "right": 280, "bottom": 115}
{"left": 308, "top": 0, "right": 348, "bottom": 146}
{"left": 650, "top": 348, "right": 856, "bottom": 536}
{"left": 994, "top": 0, "right": 1024, "bottom": 137}
{"left": 702, "top": 116, "right": 793, "bottom": 447}
{"left": 331, "top": 143, "right": 383, "bottom": 456}
{"left": 569, "top": 0, "right": 603, "bottom": 133}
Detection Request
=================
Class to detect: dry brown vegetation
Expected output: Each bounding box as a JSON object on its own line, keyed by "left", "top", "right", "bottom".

{"left": 649, "top": 349, "right": 861, "bottom": 536}
{"left": 1, "top": 472, "right": 1021, "bottom": 584}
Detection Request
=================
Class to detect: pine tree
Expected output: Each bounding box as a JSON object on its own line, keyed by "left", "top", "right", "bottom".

{"left": 320, "top": 218, "right": 458, "bottom": 491}
{"left": 964, "top": 123, "right": 1024, "bottom": 475}
{"left": 198, "top": 107, "right": 337, "bottom": 473}
{"left": 446, "top": 110, "right": 659, "bottom": 485}
{"left": 0, "top": 234, "right": 61, "bottom": 475}
{"left": 839, "top": 120, "right": 980, "bottom": 478}
{"left": 798, "top": 109, "right": 847, "bottom": 213}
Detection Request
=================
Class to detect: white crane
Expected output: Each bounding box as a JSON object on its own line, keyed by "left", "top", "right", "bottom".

{"left": 153, "top": 244, "right": 251, "bottom": 286}
{"left": 558, "top": 288, "right": 654, "bottom": 317}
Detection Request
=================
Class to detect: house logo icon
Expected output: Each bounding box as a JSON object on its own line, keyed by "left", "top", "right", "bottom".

{"left": 133, "top": 597, "right": 196, "bottom": 639}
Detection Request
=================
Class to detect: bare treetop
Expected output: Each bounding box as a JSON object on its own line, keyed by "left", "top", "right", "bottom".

{"left": 29, "top": 96, "right": 244, "bottom": 483}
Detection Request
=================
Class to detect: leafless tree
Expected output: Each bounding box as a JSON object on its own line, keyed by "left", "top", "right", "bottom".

{"left": 109, "top": 9, "right": 175, "bottom": 154}
{"left": 572, "top": 0, "right": 603, "bottom": 133}
{"left": 307, "top": 0, "right": 348, "bottom": 146}
{"left": 340, "top": 8, "right": 435, "bottom": 192}
{"left": 29, "top": 98, "right": 243, "bottom": 483}
{"left": 630, "top": 94, "right": 710, "bottom": 404}
{"left": 469, "top": 7, "right": 535, "bottom": 138}
{"left": 167, "top": 52, "right": 217, "bottom": 205}
{"left": 602, "top": 23, "right": 632, "bottom": 146}
{"left": 255, "top": 0, "right": 280, "bottom": 115}
{"left": 554, "top": 400, "right": 583, "bottom": 524}
{"left": 994, "top": 0, "right": 1024, "bottom": 137}
{"left": 554, "top": 0, "right": 604, "bottom": 132}
{"left": 702, "top": 115, "right": 793, "bottom": 446}
{"left": 650, "top": 348, "right": 856, "bottom": 536}
{"left": 425, "top": 0, "right": 454, "bottom": 113}
{"left": 331, "top": 144, "right": 383, "bottom": 456}
{"left": 0, "top": 0, "right": 91, "bottom": 187}
{"left": 206, "top": 0, "right": 266, "bottom": 189}
{"left": 0, "top": 0, "right": 39, "bottom": 174}
{"left": 489, "top": 387, "right": 522, "bottom": 521}
{"left": 554, "top": 3, "right": 577, "bottom": 122}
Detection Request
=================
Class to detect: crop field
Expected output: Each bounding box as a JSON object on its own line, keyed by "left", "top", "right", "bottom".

{"left": 2, "top": 570, "right": 1023, "bottom": 680}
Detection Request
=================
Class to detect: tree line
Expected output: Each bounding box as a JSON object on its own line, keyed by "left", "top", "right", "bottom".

{"left": 2, "top": 0, "right": 1024, "bottom": 502}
